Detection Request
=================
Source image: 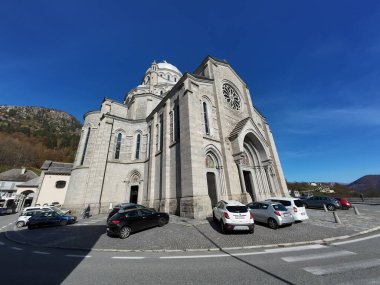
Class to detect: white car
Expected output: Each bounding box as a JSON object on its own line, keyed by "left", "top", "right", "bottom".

{"left": 22, "top": 206, "right": 70, "bottom": 216}
{"left": 16, "top": 210, "right": 45, "bottom": 228}
{"left": 266, "top": 197, "right": 309, "bottom": 222}
{"left": 212, "top": 200, "right": 254, "bottom": 234}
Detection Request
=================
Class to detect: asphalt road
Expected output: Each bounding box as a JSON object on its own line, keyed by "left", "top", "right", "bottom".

{"left": 1, "top": 211, "right": 380, "bottom": 285}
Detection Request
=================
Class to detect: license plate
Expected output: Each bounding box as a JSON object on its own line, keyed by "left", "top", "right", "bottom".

{"left": 234, "top": 226, "right": 249, "bottom": 230}
{"left": 234, "top": 215, "right": 245, "bottom": 219}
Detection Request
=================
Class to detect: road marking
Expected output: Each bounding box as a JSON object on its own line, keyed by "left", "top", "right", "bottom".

{"left": 112, "top": 257, "right": 145, "bottom": 260}
{"left": 11, "top": 247, "right": 23, "bottom": 251}
{"left": 8, "top": 223, "right": 13, "bottom": 225}
{"left": 304, "top": 259, "right": 380, "bottom": 276}
{"left": 282, "top": 250, "right": 356, "bottom": 262}
{"left": 332, "top": 233, "right": 380, "bottom": 245}
{"left": 160, "top": 254, "right": 229, "bottom": 259}
{"left": 265, "top": 244, "right": 326, "bottom": 253}
{"left": 33, "top": 251, "right": 51, "bottom": 255}
{"left": 66, "top": 254, "right": 91, "bottom": 258}
{"left": 0, "top": 241, "right": 5, "bottom": 245}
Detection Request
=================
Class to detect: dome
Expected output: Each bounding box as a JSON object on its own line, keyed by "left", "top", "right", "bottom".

{"left": 146, "top": 60, "right": 182, "bottom": 75}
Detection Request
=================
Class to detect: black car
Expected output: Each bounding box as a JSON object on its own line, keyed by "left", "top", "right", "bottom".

{"left": 27, "top": 211, "right": 77, "bottom": 229}
{"left": 107, "top": 208, "right": 169, "bottom": 239}
{"left": 107, "top": 203, "right": 146, "bottom": 222}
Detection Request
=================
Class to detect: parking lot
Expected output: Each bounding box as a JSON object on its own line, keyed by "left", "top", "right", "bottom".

{"left": 4, "top": 203, "right": 380, "bottom": 252}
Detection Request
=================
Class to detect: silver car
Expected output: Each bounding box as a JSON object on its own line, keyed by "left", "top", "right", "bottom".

{"left": 247, "top": 201, "right": 294, "bottom": 229}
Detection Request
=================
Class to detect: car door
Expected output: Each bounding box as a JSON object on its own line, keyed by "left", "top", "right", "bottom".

{"left": 139, "top": 209, "right": 157, "bottom": 229}
{"left": 125, "top": 209, "right": 142, "bottom": 232}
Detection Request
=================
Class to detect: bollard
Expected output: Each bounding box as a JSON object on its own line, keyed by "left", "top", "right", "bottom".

{"left": 353, "top": 206, "right": 361, "bottom": 215}
{"left": 333, "top": 211, "right": 342, "bottom": 224}
{"left": 323, "top": 204, "right": 328, "bottom": 212}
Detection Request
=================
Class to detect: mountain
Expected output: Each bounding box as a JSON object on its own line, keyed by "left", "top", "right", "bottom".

{"left": 0, "top": 105, "right": 81, "bottom": 173}
{"left": 348, "top": 175, "right": 380, "bottom": 194}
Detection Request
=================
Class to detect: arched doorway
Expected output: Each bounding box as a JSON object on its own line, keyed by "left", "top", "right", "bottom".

{"left": 127, "top": 170, "right": 141, "bottom": 204}
{"left": 205, "top": 150, "right": 224, "bottom": 208}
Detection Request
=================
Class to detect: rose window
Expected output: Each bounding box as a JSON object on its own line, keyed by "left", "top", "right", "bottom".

{"left": 223, "top": 83, "right": 241, "bottom": 110}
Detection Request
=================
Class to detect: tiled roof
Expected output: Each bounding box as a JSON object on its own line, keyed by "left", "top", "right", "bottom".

{"left": 0, "top": 169, "right": 38, "bottom": 182}
{"left": 41, "top": 160, "right": 73, "bottom": 174}
{"left": 18, "top": 177, "right": 41, "bottom": 188}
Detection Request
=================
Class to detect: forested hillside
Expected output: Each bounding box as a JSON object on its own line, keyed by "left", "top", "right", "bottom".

{"left": 0, "top": 105, "right": 81, "bottom": 173}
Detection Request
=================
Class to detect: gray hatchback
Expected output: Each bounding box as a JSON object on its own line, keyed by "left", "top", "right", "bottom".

{"left": 301, "top": 196, "right": 341, "bottom": 211}
{"left": 247, "top": 201, "right": 294, "bottom": 229}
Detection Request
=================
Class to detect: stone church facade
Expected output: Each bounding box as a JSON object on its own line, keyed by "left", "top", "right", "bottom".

{"left": 64, "top": 56, "right": 288, "bottom": 218}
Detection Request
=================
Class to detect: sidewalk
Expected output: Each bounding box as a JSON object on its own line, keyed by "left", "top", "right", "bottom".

{"left": 6, "top": 204, "right": 380, "bottom": 252}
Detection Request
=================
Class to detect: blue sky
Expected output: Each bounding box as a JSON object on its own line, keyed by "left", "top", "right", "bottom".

{"left": 1, "top": 1, "right": 379, "bottom": 183}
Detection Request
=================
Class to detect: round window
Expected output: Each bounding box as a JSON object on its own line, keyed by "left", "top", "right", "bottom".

{"left": 223, "top": 83, "right": 241, "bottom": 110}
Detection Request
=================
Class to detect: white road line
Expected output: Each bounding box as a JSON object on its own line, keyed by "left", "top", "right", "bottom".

{"left": 282, "top": 250, "right": 356, "bottom": 262}
{"left": 112, "top": 257, "right": 145, "bottom": 260}
{"left": 160, "top": 254, "right": 229, "bottom": 259}
{"left": 265, "top": 244, "right": 326, "bottom": 253}
{"left": 66, "top": 254, "right": 91, "bottom": 258}
{"left": 33, "top": 251, "right": 51, "bottom": 255}
{"left": 11, "top": 247, "right": 23, "bottom": 251}
{"left": 8, "top": 223, "right": 13, "bottom": 225}
{"left": 332, "top": 233, "right": 380, "bottom": 245}
{"left": 304, "top": 259, "right": 380, "bottom": 276}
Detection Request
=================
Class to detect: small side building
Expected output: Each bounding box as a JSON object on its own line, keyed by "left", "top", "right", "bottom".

{"left": 33, "top": 161, "right": 72, "bottom": 206}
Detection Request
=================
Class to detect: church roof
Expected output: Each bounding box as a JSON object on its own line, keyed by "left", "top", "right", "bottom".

{"left": 18, "top": 177, "right": 41, "bottom": 188}
{"left": 146, "top": 60, "right": 182, "bottom": 75}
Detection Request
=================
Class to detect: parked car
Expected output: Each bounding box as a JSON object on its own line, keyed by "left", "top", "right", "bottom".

{"left": 27, "top": 211, "right": 77, "bottom": 229}
{"left": 107, "top": 203, "right": 147, "bottom": 222}
{"left": 247, "top": 201, "right": 294, "bottom": 229}
{"left": 23, "top": 206, "right": 71, "bottom": 215}
{"left": 16, "top": 210, "right": 43, "bottom": 228}
{"left": 266, "top": 197, "right": 309, "bottom": 222}
{"left": 300, "top": 196, "right": 341, "bottom": 211}
{"left": 212, "top": 200, "right": 254, "bottom": 234}
{"left": 334, "top": 197, "right": 352, "bottom": 210}
{"left": 106, "top": 208, "right": 169, "bottom": 239}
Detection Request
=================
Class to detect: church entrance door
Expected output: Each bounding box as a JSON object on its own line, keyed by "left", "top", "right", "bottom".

{"left": 243, "top": 171, "right": 254, "bottom": 201}
{"left": 130, "top": 186, "right": 139, "bottom": 204}
{"left": 207, "top": 172, "right": 218, "bottom": 208}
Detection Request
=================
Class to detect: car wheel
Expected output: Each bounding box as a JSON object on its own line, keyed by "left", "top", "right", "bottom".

{"left": 158, "top": 217, "right": 167, "bottom": 227}
{"left": 16, "top": 221, "right": 24, "bottom": 228}
{"left": 60, "top": 220, "right": 68, "bottom": 226}
{"left": 27, "top": 225, "right": 35, "bottom": 230}
{"left": 119, "top": 226, "right": 131, "bottom": 239}
{"left": 220, "top": 220, "right": 227, "bottom": 234}
{"left": 268, "top": 218, "right": 278, "bottom": 230}
{"left": 212, "top": 212, "right": 217, "bottom": 222}
{"left": 327, "top": 204, "right": 336, "bottom": 211}
{"left": 249, "top": 229, "right": 254, "bottom": 234}
{"left": 304, "top": 203, "right": 309, "bottom": 209}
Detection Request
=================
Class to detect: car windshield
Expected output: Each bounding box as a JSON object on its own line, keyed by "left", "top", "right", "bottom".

{"left": 294, "top": 200, "right": 304, "bottom": 207}
{"left": 226, "top": 206, "right": 248, "bottom": 213}
{"left": 272, "top": 204, "right": 288, "bottom": 211}
{"left": 51, "top": 206, "right": 65, "bottom": 214}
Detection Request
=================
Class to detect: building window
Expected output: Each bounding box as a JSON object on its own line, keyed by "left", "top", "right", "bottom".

{"left": 206, "top": 155, "right": 215, "bottom": 168}
{"left": 56, "top": 181, "right": 66, "bottom": 188}
{"left": 174, "top": 77, "right": 177, "bottom": 82}
{"left": 115, "top": 133, "right": 122, "bottom": 159}
{"left": 156, "top": 124, "right": 160, "bottom": 152}
{"left": 80, "top": 127, "right": 91, "bottom": 165}
{"left": 147, "top": 126, "right": 151, "bottom": 158}
{"left": 169, "top": 111, "right": 174, "bottom": 142}
{"left": 222, "top": 83, "right": 241, "bottom": 110}
{"left": 159, "top": 114, "right": 163, "bottom": 150}
{"left": 160, "top": 90, "right": 163, "bottom": 95}
{"left": 135, "top": 133, "right": 141, "bottom": 159}
{"left": 167, "top": 74, "right": 170, "bottom": 81}
{"left": 175, "top": 105, "right": 180, "bottom": 141}
{"left": 203, "top": 102, "right": 210, "bottom": 135}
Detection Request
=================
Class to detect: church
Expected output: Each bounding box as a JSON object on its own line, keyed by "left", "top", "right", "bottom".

{"left": 64, "top": 56, "right": 289, "bottom": 218}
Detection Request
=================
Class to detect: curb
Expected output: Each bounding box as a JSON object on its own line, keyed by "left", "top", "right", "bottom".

{"left": 4, "top": 225, "right": 380, "bottom": 253}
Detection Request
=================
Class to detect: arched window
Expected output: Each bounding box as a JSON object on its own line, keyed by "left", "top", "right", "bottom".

{"left": 174, "top": 77, "right": 177, "bottom": 82}
{"left": 135, "top": 134, "right": 141, "bottom": 159}
{"left": 167, "top": 74, "right": 170, "bottom": 81}
{"left": 115, "top": 133, "right": 122, "bottom": 159}
{"left": 160, "top": 90, "right": 163, "bottom": 95}
{"left": 203, "top": 102, "right": 210, "bottom": 135}
{"left": 80, "top": 127, "right": 91, "bottom": 165}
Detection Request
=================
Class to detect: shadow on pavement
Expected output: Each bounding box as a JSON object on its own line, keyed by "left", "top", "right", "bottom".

{"left": 2, "top": 223, "right": 106, "bottom": 285}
